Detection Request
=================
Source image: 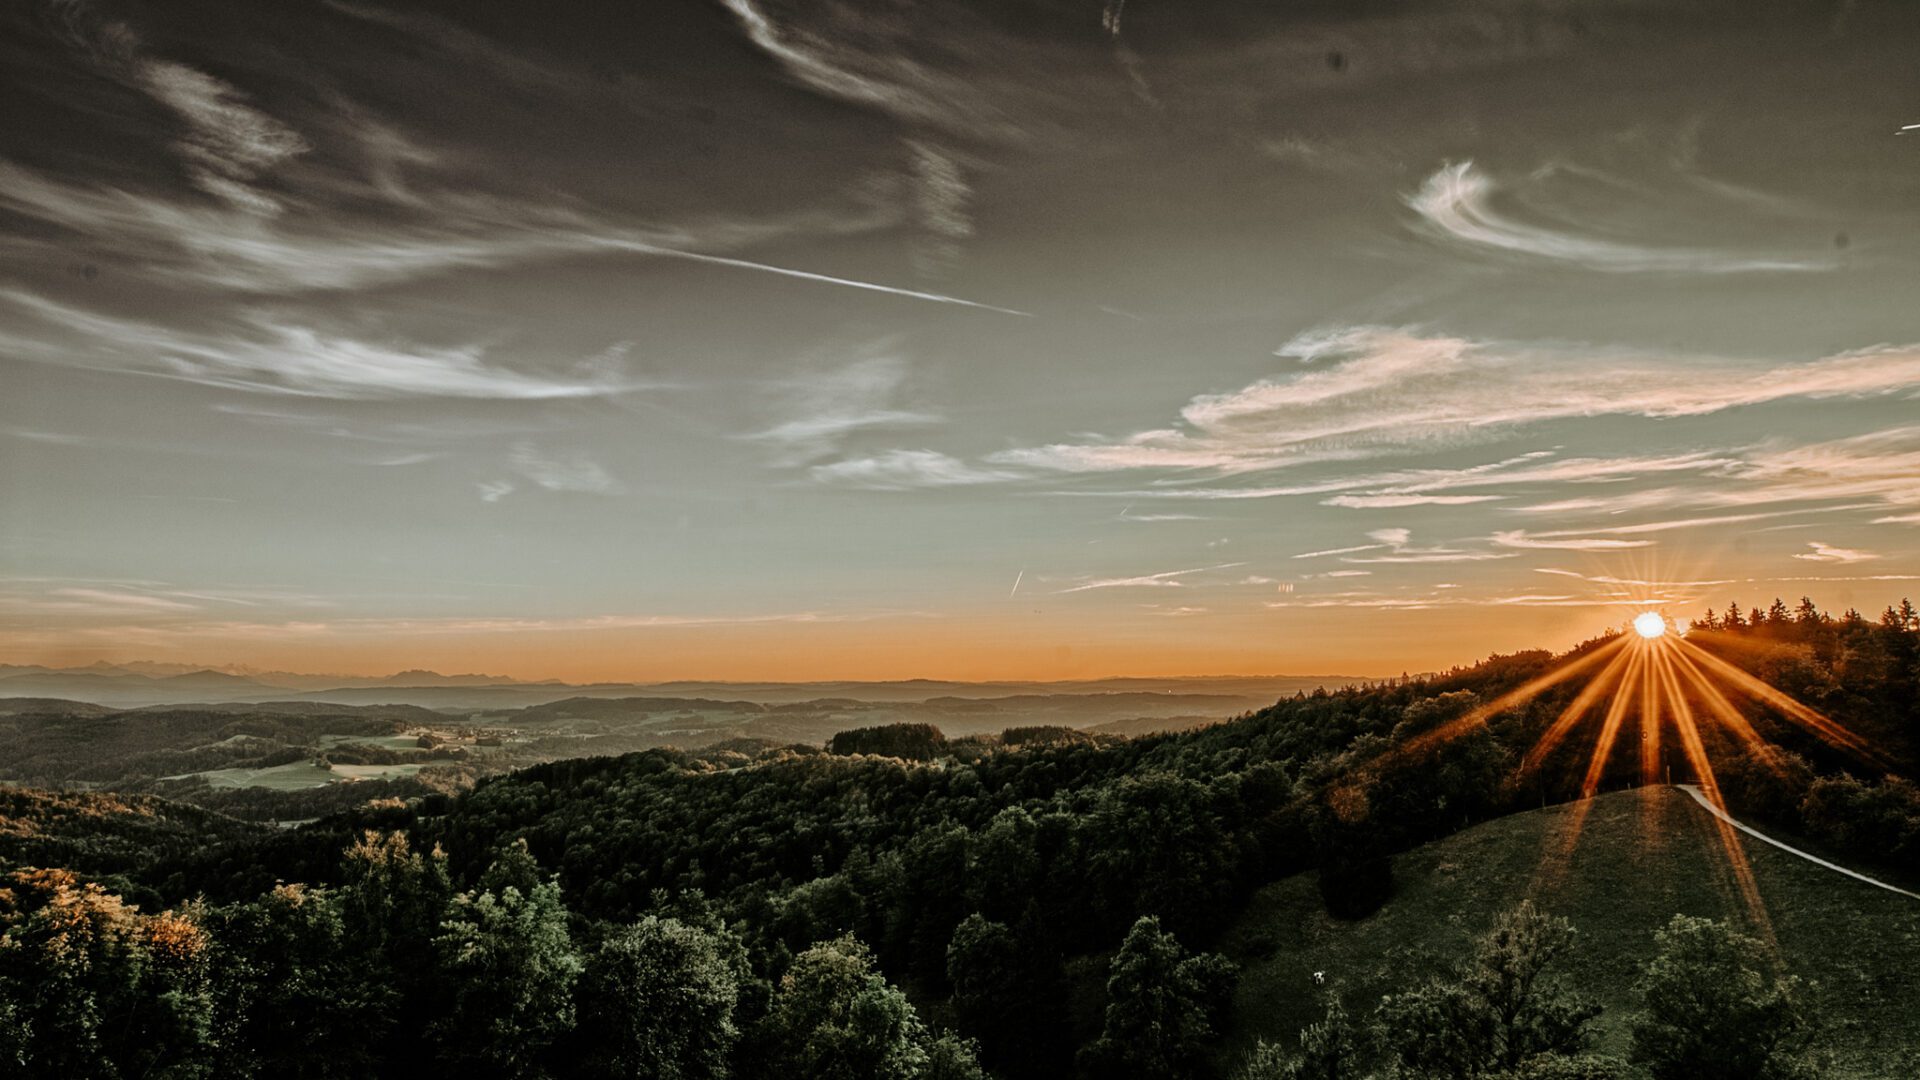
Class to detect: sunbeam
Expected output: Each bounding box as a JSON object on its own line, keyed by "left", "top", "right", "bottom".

{"left": 1394, "top": 594, "right": 1889, "bottom": 933}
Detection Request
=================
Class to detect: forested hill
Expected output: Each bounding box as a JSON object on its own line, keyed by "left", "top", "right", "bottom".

{"left": 4, "top": 601, "right": 1917, "bottom": 1078}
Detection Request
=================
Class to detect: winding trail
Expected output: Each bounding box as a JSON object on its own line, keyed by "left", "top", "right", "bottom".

{"left": 1674, "top": 784, "right": 1920, "bottom": 902}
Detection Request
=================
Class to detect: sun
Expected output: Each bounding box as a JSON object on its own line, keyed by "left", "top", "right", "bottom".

{"left": 1633, "top": 611, "right": 1667, "bottom": 639}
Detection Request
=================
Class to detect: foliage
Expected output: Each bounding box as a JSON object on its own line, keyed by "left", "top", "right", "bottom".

{"left": 946, "top": 912, "right": 1069, "bottom": 1075}
{"left": 428, "top": 843, "right": 584, "bottom": 1076}
{"left": 1376, "top": 901, "right": 1600, "bottom": 1079}
{"left": 0, "top": 867, "right": 215, "bottom": 1079}
{"left": 571, "top": 915, "right": 743, "bottom": 1080}
{"left": 1235, "top": 997, "right": 1362, "bottom": 1080}
{"left": 829, "top": 723, "right": 950, "bottom": 760}
{"left": 1078, "top": 915, "right": 1237, "bottom": 1079}
{"left": 755, "top": 934, "right": 981, "bottom": 1079}
{"left": 1629, "top": 915, "right": 1809, "bottom": 1080}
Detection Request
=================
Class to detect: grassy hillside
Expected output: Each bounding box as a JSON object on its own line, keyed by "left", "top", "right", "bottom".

{"left": 1222, "top": 786, "right": 1920, "bottom": 1078}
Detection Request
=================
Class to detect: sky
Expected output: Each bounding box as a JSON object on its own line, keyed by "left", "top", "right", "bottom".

{"left": 4, "top": 0, "right": 1920, "bottom": 681}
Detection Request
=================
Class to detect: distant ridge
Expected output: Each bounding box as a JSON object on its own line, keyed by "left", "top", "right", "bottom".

{"left": 0, "top": 664, "right": 1361, "bottom": 711}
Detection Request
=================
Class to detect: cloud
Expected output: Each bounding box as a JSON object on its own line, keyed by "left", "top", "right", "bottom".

{"left": 1322, "top": 494, "right": 1505, "bottom": 508}
{"left": 1062, "top": 451, "right": 1736, "bottom": 504}
{"left": 988, "top": 328, "right": 1920, "bottom": 477}
{"left": 1876, "top": 512, "right": 1920, "bottom": 525}
{"left": 1294, "top": 526, "right": 1516, "bottom": 565}
{"left": 1515, "top": 509, "right": 1862, "bottom": 538}
{"left": 748, "top": 352, "right": 942, "bottom": 466}
{"left": 1341, "top": 551, "right": 1520, "bottom": 565}
{"left": 1055, "top": 562, "right": 1246, "bottom": 594}
{"left": 476, "top": 480, "right": 515, "bottom": 503}
{"left": 0, "top": 289, "right": 646, "bottom": 400}
{"left": 712, "top": 0, "right": 1067, "bottom": 143}
{"left": 907, "top": 140, "right": 973, "bottom": 277}
{"left": 809, "top": 450, "right": 1016, "bottom": 490}
{"left": 1267, "top": 589, "right": 1699, "bottom": 612}
{"left": 1793, "top": 541, "right": 1880, "bottom": 564}
{"left": 141, "top": 61, "right": 309, "bottom": 212}
{"left": 44, "top": 587, "right": 199, "bottom": 613}
{"left": 0, "top": 155, "right": 1025, "bottom": 315}
{"left": 1406, "top": 161, "right": 1832, "bottom": 274}
{"left": 0, "top": 578, "right": 333, "bottom": 619}
{"left": 1502, "top": 429, "right": 1920, "bottom": 524}
{"left": 509, "top": 443, "right": 622, "bottom": 495}
{"left": 1535, "top": 569, "right": 1734, "bottom": 588}
{"left": 48, "top": 1, "right": 308, "bottom": 211}
{"left": 1491, "top": 531, "right": 1655, "bottom": 551}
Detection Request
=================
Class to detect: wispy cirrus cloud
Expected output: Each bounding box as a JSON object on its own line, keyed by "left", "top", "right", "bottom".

{"left": 508, "top": 443, "right": 622, "bottom": 495}
{"left": 1293, "top": 527, "right": 1517, "bottom": 565}
{"left": 810, "top": 450, "right": 1018, "bottom": 490}
{"left": 1054, "top": 562, "right": 1246, "bottom": 594}
{"left": 1512, "top": 429, "right": 1920, "bottom": 521}
{"left": 748, "top": 351, "right": 941, "bottom": 466}
{"left": 0, "top": 289, "right": 646, "bottom": 400}
{"left": 0, "top": 577, "right": 334, "bottom": 619}
{"left": 1491, "top": 531, "right": 1654, "bottom": 552}
{"left": 1793, "top": 541, "right": 1880, "bottom": 564}
{"left": 1407, "top": 161, "right": 1833, "bottom": 274}
{"left": 47, "top": 0, "right": 308, "bottom": 212}
{"left": 986, "top": 327, "right": 1920, "bottom": 477}
{"left": 1322, "top": 494, "right": 1504, "bottom": 508}
{"left": 1535, "top": 569, "right": 1734, "bottom": 588}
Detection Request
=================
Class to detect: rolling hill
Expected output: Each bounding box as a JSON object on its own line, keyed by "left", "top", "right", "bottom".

{"left": 1223, "top": 786, "right": 1920, "bottom": 1078}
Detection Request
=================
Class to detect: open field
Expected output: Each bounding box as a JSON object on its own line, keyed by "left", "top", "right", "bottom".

{"left": 166, "top": 760, "right": 428, "bottom": 790}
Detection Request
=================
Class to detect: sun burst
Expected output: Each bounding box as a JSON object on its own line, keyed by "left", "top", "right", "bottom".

{"left": 1385, "top": 581, "right": 1887, "bottom": 934}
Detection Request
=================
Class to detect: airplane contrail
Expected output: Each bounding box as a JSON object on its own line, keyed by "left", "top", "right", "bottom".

{"left": 1009, "top": 569, "right": 1024, "bottom": 597}
{"left": 600, "top": 239, "right": 1032, "bottom": 316}
{"left": 1900, "top": 123, "right": 1920, "bottom": 135}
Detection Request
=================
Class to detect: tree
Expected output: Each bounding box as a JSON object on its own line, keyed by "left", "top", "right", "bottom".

{"left": 1377, "top": 901, "right": 1598, "bottom": 1079}
{"left": 0, "top": 868, "right": 215, "bottom": 1079}
{"left": 429, "top": 845, "right": 585, "bottom": 1077}
{"left": 1235, "top": 997, "right": 1362, "bottom": 1080}
{"left": 206, "top": 883, "right": 389, "bottom": 1079}
{"left": 1630, "top": 915, "right": 1808, "bottom": 1080}
{"left": 572, "top": 915, "right": 743, "bottom": 1080}
{"left": 1078, "top": 915, "right": 1236, "bottom": 1079}
{"left": 758, "top": 934, "right": 982, "bottom": 1080}
{"left": 946, "top": 913, "right": 1068, "bottom": 1075}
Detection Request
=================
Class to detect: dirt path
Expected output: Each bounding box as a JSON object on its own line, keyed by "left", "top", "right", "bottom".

{"left": 1674, "top": 784, "right": 1920, "bottom": 902}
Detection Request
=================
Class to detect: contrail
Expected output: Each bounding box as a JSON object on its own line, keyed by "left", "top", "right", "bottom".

{"left": 1900, "top": 123, "right": 1920, "bottom": 135}
{"left": 601, "top": 240, "right": 1031, "bottom": 316}
{"left": 1009, "top": 569, "right": 1024, "bottom": 597}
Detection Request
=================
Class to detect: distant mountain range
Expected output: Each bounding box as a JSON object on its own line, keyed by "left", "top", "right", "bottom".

{"left": 0, "top": 662, "right": 1367, "bottom": 711}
